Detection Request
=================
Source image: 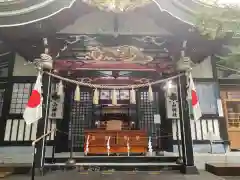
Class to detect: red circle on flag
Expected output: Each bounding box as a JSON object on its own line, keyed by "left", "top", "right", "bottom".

{"left": 192, "top": 90, "right": 198, "bottom": 106}
{"left": 27, "top": 90, "right": 41, "bottom": 108}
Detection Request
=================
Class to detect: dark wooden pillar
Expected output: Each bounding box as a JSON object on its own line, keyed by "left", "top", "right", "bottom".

{"left": 35, "top": 72, "right": 52, "bottom": 169}
{"left": 158, "top": 88, "right": 173, "bottom": 152}
{"left": 177, "top": 73, "right": 198, "bottom": 174}
{"left": 136, "top": 90, "right": 141, "bottom": 129}
{"left": 129, "top": 104, "right": 136, "bottom": 129}
{"left": 55, "top": 84, "right": 70, "bottom": 152}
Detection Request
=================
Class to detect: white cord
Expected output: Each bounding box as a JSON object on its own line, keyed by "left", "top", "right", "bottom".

{"left": 45, "top": 71, "right": 183, "bottom": 89}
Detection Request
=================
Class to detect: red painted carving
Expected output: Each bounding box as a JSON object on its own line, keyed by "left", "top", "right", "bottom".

{"left": 54, "top": 60, "right": 156, "bottom": 71}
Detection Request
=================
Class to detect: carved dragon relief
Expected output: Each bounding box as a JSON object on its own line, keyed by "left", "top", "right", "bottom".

{"left": 82, "top": 45, "right": 153, "bottom": 64}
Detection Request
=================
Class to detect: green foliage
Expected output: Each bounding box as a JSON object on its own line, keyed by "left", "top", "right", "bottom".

{"left": 216, "top": 45, "right": 240, "bottom": 69}
{"left": 195, "top": 2, "right": 240, "bottom": 68}
{"left": 195, "top": 4, "right": 240, "bottom": 39}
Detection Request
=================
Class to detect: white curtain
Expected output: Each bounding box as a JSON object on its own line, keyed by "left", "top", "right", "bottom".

{"left": 196, "top": 82, "right": 218, "bottom": 114}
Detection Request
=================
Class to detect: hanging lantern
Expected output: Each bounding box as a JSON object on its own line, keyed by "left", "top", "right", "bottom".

{"left": 74, "top": 85, "right": 80, "bottom": 101}
{"left": 148, "top": 84, "right": 153, "bottom": 102}
{"left": 112, "top": 89, "right": 117, "bottom": 105}
{"left": 130, "top": 88, "right": 136, "bottom": 104}
{"left": 93, "top": 88, "right": 99, "bottom": 105}
{"left": 57, "top": 80, "right": 64, "bottom": 96}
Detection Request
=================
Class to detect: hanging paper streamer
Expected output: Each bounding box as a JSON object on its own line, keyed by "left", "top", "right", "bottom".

{"left": 74, "top": 85, "right": 80, "bottom": 101}
{"left": 112, "top": 89, "right": 117, "bottom": 105}
{"left": 57, "top": 80, "right": 64, "bottom": 96}
{"left": 148, "top": 136, "right": 153, "bottom": 155}
{"left": 85, "top": 135, "right": 90, "bottom": 155}
{"left": 93, "top": 88, "right": 99, "bottom": 105}
{"left": 130, "top": 88, "right": 136, "bottom": 104}
{"left": 127, "top": 137, "right": 130, "bottom": 156}
{"left": 107, "top": 136, "right": 111, "bottom": 156}
{"left": 148, "top": 85, "right": 154, "bottom": 102}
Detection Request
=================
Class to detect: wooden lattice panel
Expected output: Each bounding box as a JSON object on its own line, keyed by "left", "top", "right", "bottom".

{"left": 69, "top": 90, "right": 93, "bottom": 151}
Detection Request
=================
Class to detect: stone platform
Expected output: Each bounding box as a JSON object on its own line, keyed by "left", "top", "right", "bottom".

{"left": 206, "top": 163, "right": 240, "bottom": 176}
{"left": 3, "top": 170, "right": 226, "bottom": 180}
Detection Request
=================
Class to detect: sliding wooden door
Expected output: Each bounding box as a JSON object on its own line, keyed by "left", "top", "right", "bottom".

{"left": 221, "top": 90, "right": 240, "bottom": 149}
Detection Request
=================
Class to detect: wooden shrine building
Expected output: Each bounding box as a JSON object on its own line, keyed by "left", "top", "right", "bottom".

{"left": 0, "top": 0, "right": 237, "bottom": 174}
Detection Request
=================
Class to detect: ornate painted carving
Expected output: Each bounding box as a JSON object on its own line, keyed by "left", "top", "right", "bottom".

{"left": 84, "top": 45, "right": 153, "bottom": 63}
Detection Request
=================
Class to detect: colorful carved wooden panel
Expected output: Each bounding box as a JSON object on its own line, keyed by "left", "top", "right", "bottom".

{"left": 84, "top": 130, "right": 147, "bottom": 154}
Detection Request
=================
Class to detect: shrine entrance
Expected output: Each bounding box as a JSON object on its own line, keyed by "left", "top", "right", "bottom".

{"left": 39, "top": 0, "right": 197, "bottom": 168}
{"left": 55, "top": 69, "right": 173, "bottom": 154}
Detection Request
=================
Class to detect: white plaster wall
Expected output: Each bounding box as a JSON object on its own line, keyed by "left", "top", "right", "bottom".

{"left": 172, "top": 119, "right": 221, "bottom": 141}
{"left": 192, "top": 56, "right": 213, "bottom": 78}
{"left": 13, "top": 53, "right": 36, "bottom": 76}
{"left": 4, "top": 119, "right": 56, "bottom": 142}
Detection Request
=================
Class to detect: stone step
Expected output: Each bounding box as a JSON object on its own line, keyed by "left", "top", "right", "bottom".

{"left": 45, "top": 155, "right": 179, "bottom": 164}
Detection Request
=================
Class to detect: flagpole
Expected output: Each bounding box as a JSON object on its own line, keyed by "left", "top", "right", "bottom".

{"left": 39, "top": 37, "right": 53, "bottom": 169}
{"left": 40, "top": 72, "right": 52, "bottom": 168}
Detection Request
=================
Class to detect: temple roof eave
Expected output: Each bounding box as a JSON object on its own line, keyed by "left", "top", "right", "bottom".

{"left": 0, "top": 0, "right": 196, "bottom": 31}
{"left": 0, "top": 0, "right": 230, "bottom": 63}
{"left": 0, "top": 0, "right": 75, "bottom": 28}
{"left": 0, "top": 0, "right": 238, "bottom": 34}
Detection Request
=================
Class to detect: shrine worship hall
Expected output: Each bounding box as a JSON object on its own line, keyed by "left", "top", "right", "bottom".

{"left": 0, "top": 0, "right": 229, "bottom": 176}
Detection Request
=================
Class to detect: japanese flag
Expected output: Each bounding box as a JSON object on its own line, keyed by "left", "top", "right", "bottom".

{"left": 23, "top": 73, "right": 43, "bottom": 125}
{"left": 188, "top": 72, "right": 202, "bottom": 121}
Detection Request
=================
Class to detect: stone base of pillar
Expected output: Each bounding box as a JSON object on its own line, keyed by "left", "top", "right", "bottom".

{"left": 32, "top": 168, "right": 45, "bottom": 176}
{"left": 180, "top": 165, "right": 199, "bottom": 174}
